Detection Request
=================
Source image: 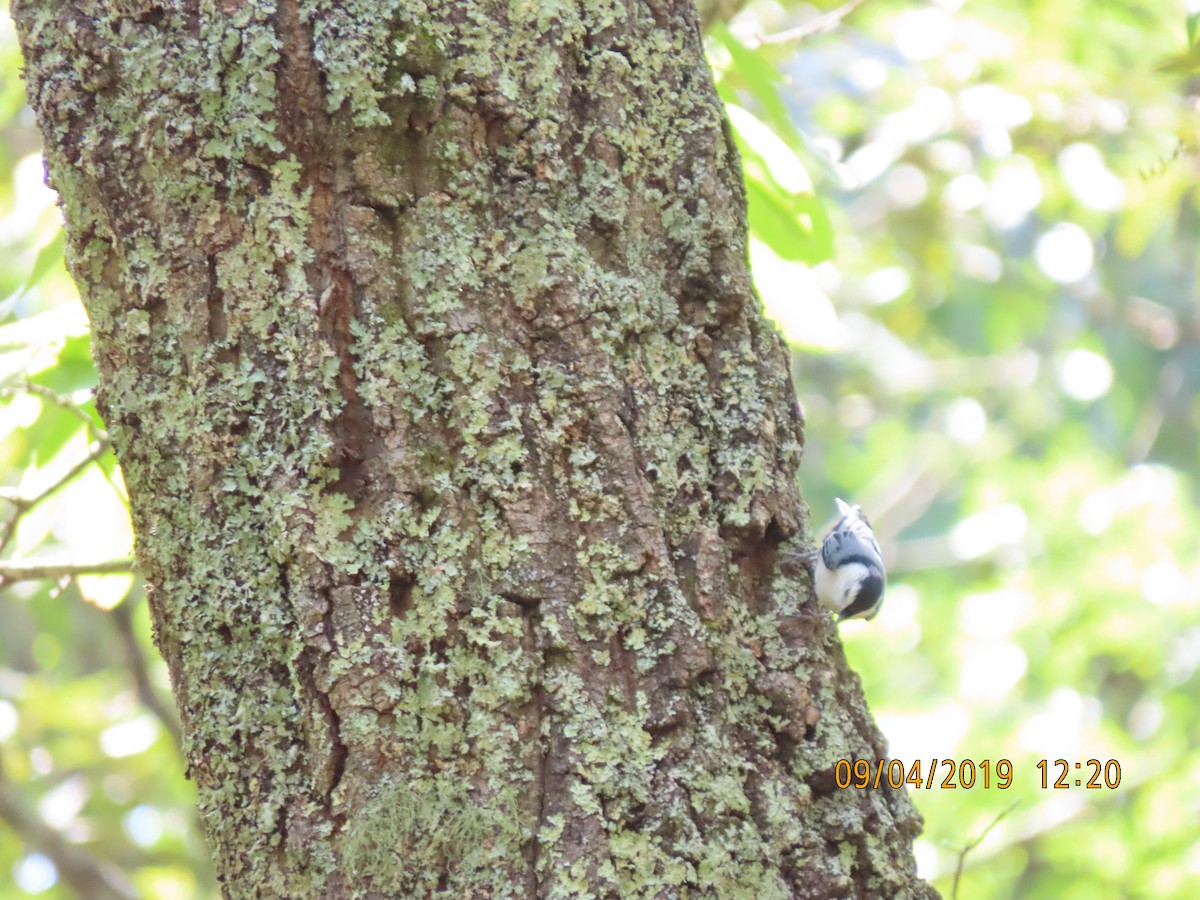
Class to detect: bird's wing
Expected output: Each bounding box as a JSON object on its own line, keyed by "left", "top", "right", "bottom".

{"left": 823, "top": 521, "right": 882, "bottom": 570}
{"left": 820, "top": 523, "right": 844, "bottom": 569}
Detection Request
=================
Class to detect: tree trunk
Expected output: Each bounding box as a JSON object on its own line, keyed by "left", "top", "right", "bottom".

{"left": 14, "top": 1, "right": 936, "bottom": 897}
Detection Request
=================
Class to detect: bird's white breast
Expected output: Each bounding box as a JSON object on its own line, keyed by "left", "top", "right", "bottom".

{"left": 814, "top": 558, "right": 870, "bottom": 616}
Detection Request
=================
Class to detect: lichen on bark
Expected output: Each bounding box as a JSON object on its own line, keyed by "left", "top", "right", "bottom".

{"left": 14, "top": 0, "right": 937, "bottom": 897}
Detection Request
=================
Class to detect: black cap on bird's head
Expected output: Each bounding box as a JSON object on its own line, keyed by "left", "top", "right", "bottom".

{"left": 839, "top": 572, "right": 885, "bottom": 621}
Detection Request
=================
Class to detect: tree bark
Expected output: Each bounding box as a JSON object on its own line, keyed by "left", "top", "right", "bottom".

{"left": 14, "top": 1, "right": 936, "bottom": 897}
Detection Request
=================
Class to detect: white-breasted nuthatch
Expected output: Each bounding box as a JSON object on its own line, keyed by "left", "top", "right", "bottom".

{"left": 810, "top": 498, "right": 886, "bottom": 622}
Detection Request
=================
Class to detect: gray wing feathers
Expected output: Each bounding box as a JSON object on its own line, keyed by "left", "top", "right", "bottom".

{"left": 822, "top": 512, "right": 883, "bottom": 569}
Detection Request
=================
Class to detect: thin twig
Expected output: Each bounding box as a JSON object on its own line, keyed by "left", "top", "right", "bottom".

{"left": 0, "top": 557, "right": 134, "bottom": 585}
{"left": 0, "top": 380, "right": 108, "bottom": 444}
{"left": 951, "top": 801, "right": 1020, "bottom": 900}
{"left": 758, "top": 0, "right": 870, "bottom": 45}
{"left": 1127, "top": 361, "right": 1184, "bottom": 465}
{"left": 0, "top": 758, "right": 139, "bottom": 900}
{"left": 865, "top": 455, "right": 958, "bottom": 546}
{"left": 0, "top": 438, "right": 112, "bottom": 553}
{"left": 109, "top": 598, "right": 183, "bottom": 751}
{"left": 1, "top": 380, "right": 124, "bottom": 500}
{"left": 937, "top": 768, "right": 1148, "bottom": 884}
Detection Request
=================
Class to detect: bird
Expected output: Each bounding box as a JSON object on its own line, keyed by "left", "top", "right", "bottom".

{"left": 808, "top": 498, "right": 887, "bottom": 622}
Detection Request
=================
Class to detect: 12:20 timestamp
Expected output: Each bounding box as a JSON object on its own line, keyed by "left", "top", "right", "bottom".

{"left": 1037, "top": 758, "right": 1122, "bottom": 789}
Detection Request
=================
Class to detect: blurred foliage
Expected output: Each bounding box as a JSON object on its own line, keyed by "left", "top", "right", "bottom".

{"left": 715, "top": 0, "right": 1200, "bottom": 897}
{"left": 0, "top": 0, "right": 1198, "bottom": 898}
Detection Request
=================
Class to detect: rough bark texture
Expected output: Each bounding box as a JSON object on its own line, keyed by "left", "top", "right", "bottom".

{"left": 14, "top": 1, "right": 936, "bottom": 897}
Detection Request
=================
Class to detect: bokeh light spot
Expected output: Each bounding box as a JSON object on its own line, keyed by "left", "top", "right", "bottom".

{"left": 1057, "top": 348, "right": 1113, "bottom": 401}
{"left": 1036, "top": 222, "right": 1095, "bottom": 283}
{"left": 1058, "top": 143, "right": 1125, "bottom": 212}
{"left": 100, "top": 716, "right": 159, "bottom": 759}
{"left": 14, "top": 855, "right": 57, "bottom": 894}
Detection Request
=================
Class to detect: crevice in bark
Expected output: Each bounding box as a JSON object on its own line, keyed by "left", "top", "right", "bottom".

{"left": 387, "top": 572, "right": 414, "bottom": 620}
{"left": 321, "top": 691, "right": 348, "bottom": 807}
{"left": 526, "top": 605, "right": 548, "bottom": 897}
{"left": 205, "top": 254, "right": 226, "bottom": 343}
{"left": 274, "top": 0, "right": 381, "bottom": 503}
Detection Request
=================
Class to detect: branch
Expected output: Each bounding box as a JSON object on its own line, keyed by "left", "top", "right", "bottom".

{"left": 862, "top": 455, "right": 959, "bottom": 546}
{"left": 1127, "top": 360, "right": 1184, "bottom": 464}
{"left": 758, "top": 0, "right": 871, "bottom": 45}
{"left": 0, "top": 759, "right": 138, "bottom": 900}
{"left": 939, "top": 768, "right": 1152, "bottom": 885}
{"left": 697, "top": 0, "right": 752, "bottom": 30}
{"left": 0, "top": 557, "right": 135, "bottom": 585}
{"left": 1, "top": 382, "right": 124, "bottom": 497}
{"left": 951, "top": 801, "right": 1020, "bottom": 900}
{"left": 109, "top": 599, "right": 183, "bottom": 751}
{"left": 0, "top": 439, "right": 112, "bottom": 553}
{"left": 0, "top": 559, "right": 182, "bottom": 762}
{"left": 0, "top": 381, "right": 109, "bottom": 444}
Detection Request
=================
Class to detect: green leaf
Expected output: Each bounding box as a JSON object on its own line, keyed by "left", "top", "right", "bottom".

{"left": 0, "top": 230, "right": 66, "bottom": 321}
{"left": 789, "top": 193, "right": 835, "bottom": 263}
{"left": 710, "top": 25, "right": 807, "bottom": 151}
{"left": 744, "top": 179, "right": 834, "bottom": 264}
{"left": 726, "top": 103, "right": 834, "bottom": 264}
{"left": 25, "top": 231, "right": 65, "bottom": 290}
{"left": 30, "top": 333, "right": 98, "bottom": 394}
{"left": 30, "top": 404, "right": 88, "bottom": 469}
{"left": 0, "top": 231, "right": 66, "bottom": 321}
{"left": 1155, "top": 41, "right": 1200, "bottom": 74}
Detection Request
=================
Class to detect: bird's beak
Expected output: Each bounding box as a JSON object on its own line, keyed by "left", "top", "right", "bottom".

{"left": 834, "top": 497, "right": 852, "bottom": 516}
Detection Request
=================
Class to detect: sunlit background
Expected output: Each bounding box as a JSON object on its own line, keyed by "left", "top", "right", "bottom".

{"left": 1, "top": 0, "right": 1199, "bottom": 897}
